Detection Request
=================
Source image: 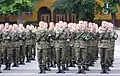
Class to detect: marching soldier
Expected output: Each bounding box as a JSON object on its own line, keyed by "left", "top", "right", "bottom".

{"left": 31, "top": 25, "right": 36, "bottom": 60}
{"left": 54, "top": 21, "right": 67, "bottom": 73}
{"left": 25, "top": 25, "right": 33, "bottom": 63}
{"left": 11, "top": 24, "right": 20, "bottom": 67}
{"left": 48, "top": 22, "right": 56, "bottom": 68}
{"left": 36, "top": 21, "right": 50, "bottom": 73}
{"left": 19, "top": 24, "right": 26, "bottom": 65}
{"left": 68, "top": 23, "right": 76, "bottom": 67}
{"left": 0, "top": 24, "right": 3, "bottom": 73}
{"left": 98, "top": 21, "right": 111, "bottom": 74}
{"left": 2, "top": 24, "right": 13, "bottom": 70}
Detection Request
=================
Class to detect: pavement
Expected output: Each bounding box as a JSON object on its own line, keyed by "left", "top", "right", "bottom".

{"left": 0, "top": 30, "right": 120, "bottom": 76}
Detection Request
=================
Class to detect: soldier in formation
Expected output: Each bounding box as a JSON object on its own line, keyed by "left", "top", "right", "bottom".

{"left": 35, "top": 21, "right": 118, "bottom": 74}
{"left": 0, "top": 23, "right": 37, "bottom": 73}
{"left": 0, "top": 20, "right": 118, "bottom": 74}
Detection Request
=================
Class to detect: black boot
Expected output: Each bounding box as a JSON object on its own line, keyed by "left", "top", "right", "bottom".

{"left": 42, "top": 66, "right": 46, "bottom": 73}
{"left": 19, "top": 59, "right": 25, "bottom": 65}
{"left": 7, "top": 63, "right": 11, "bottom": 70}
{"left": 68, "top": 62, "right": 76, "bottom": 67}
{"left": 4, "top": 63, "right": 8, "bottom": 70}
{"left": 56, "top": 65, "right": 65, "bottom": 73}
{"left": 26, "top": 59, "right": 31, "bottom": 63}
{"left": 38, "top": 65, "right": 43, "bottom": 74}
{"left": 65, "top": 63, "right": 69, "bottom": 71}
{"left": 106, "top": 66, "right": 111, "bottom": 71}
{"left": 62, "top": 64, "right": 67, "bottom": 71}
{"left": 77, "top": 66, "right": 86, "bottom": 74}
{"left": 12, "top": 62, "right": 19, "bottom": 67}
{"left": 100, "top": 65, "right": 109, "bottom": 74}
{"left": 83, "top": 65, "right": 90, "bottom": 71}
{"left": 45, "top": 63, "right": 51, "bottom": 71}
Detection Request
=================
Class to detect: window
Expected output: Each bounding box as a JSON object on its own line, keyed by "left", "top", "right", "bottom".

{"left": 26, "top": 7, "right": 32, "bottom": 15}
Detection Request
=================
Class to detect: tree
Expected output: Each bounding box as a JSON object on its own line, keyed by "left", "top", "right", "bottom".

{"left": 0, "top": 0, "right": 13, "bottom": 22}
{"left": 53, "top": 0, "right": 97, "bottom": 22}
{"left": 0, "top": 0, "right": 42, "bottom": 24}
{"left": 102, "top": 0, "right": 120, "bottom": 26}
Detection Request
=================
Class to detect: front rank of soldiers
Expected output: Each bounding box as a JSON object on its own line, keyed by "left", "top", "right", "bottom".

{"left": 0, "top": 23, "right": 37, "bottom": 73}
{"left": 0, "top": 20, "right": 118, "bottom": 74}
{"left": 35, "top": 21, "right": 118, "bottom": 74}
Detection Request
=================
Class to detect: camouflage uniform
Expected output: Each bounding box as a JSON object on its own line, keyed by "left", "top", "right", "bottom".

{"left": 36, "top": 29, "right": 50, "bottom": 73}
{"left": 31, "top": 32, "right": 36, "bottom": 60}
{"left": 49, "top": 30, "right": 56, "bottom": 67}
{"left": 2, "top": 31, "right": 13, "bottom": 70}
{"left": 11, "top": 30, "right": 20, "bottom": 67}
{"left": 19, "top": 31, "right": 26, "bottom": 65}
{"left": 0, "top": 31, "right": 3, "bottom": 73}
{"left": 25, "top": 30, "right": 33, "bottom": 63}
{"left": 54, "top": 29, "right": 66, "bottom": 73}
{"left": 98, "top": 29, "right": 111, "bottom": 74}
{"left": 69, "top": 31, "right": 76, "bottom": 67}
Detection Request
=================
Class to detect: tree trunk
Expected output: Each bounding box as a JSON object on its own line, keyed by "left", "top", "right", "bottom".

{"left": 17, "top": 8, "right": 22, "bottom": 24}
{"left": 4, "top": 15, "right": 9, "bottom": 23}
{"left": 111, "top": 13, "right": 116, "bottom": 26}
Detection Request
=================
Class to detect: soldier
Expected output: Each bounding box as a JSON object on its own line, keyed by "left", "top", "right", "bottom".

{"left": 2, "top": 24, "right": 13, "bottom": 70}
{"left": 0, "top": 24, "right": 3, "bottom": 73}
{"left": 54, "top": 21, "right": 67, "bottom": 73}
{"left": 68, "top": 23, "right": 76, "bottom": 67}
{"left": 25, "top": 25, "right": 33, "bottom": 63}
{"left": 48, "top": 22, "right": 56, "bottom": 68}
{"left": 36, "top": 21, "right": 50, "bottom": 73}
{"left": 106, "top": 22, "right": 118, "bottom": 70}
{"left": 108, "top": 23, "right": 118, "bottom": 67}
{"left": 11, "top": 24, "right": 20, "bottom": 67}
{"left": 98, "top": 21, "right": 111, "bottom": 74}
{"left": 31, "top": 25, "right": 36, "bottom": 60}
{"left": 18, "top": 24, "right": 26, "bottom": 65}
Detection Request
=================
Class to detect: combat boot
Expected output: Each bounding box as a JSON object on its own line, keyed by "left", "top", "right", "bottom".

{"left": 100, "top": 65, "right": 109, "bottom": 74}
{"left": 12, "top": 62, "right": 19, "bottom": 67}
{"left": 42, "top": 66, "right": 46, "bottom": 73}
{"left": 56, "top": 65, "right": 65, "bottom": 73}
{"left": 7, "top": 63, "right": 11, "bottom": 70}
{"left": 65, "top": 63, "right": 69, "bottom": 71}
{"left": 77, "top": 66, "right": 86, "bottom": 74}
{"left": 38, "top": 65, "right": 43, "bottom": 74}
{"left": 50, "top": 61, "right": 56, "bottom": 68}
{"left": 83, "top": 65, "right": 90, "bottom": 71}
{"left": 68, "top": 61, "right": 76, "bottom": 67}
{"left": 62, "top": 64, "right": 66, "bottom": 71}
{"left": 4, "top": 63, "right": 8, "bottom": 70}
{"left": 19, "top": 59, "right": 25, "bottom": 65}
{"left": 45, "top": 63, "right": 51, "bottom": 71}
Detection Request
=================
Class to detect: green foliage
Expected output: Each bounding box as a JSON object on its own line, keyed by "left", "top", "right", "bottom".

{"left": 102, "top": 0, "right": 120, "bottom": 14}
{"left": 53, "top": 0, "right": 97, "bottom": 21}
{"left": 0, "top": 0, "right": 42, "bottom": 15}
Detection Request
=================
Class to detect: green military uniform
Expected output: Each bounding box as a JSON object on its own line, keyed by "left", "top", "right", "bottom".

{"left": 54, "top": 28, "right": 67, "bottom": 73}
{"left": 49, "top": 29, "right": 56, "bottom": 67}
{"left": 11, "top": 30, "right": 20, "bottom": 67}
{"left": 2, "top": 31, "right": 13, "bottom": 70}
{"left": 36, "top": 28, "right": 50, "bottom": 73}
{"left": 25, "top": 30, "right": 33, "bottom": 63}
{"left": 98, "top": 29, "right": 111, "bottom": 74}
{"left": 108, "top": 29, "right": 118, "bottom": 67}
{"left": 31, "top": 31, "right": 36, "bottom": 60}
{"left": 0, "top": 31, "right": 3, "bottom": 73}
{"left": 19, "top": 31, "right": 26, "bottom": 65}
{"left": 69, "top": 31, "right": 76, "bottom": 67}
